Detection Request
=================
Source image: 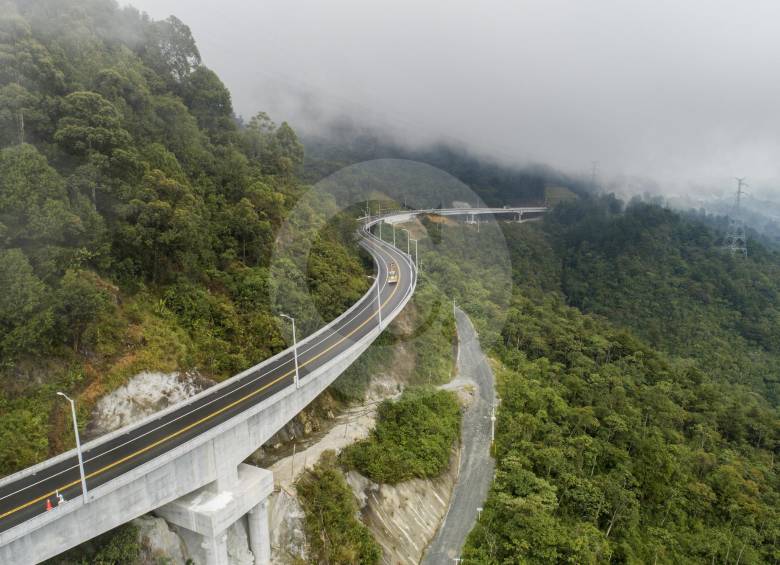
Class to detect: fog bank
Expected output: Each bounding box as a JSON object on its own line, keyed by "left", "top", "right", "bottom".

{"left": 125, "top": 0, "right": 780, "bottom": 197}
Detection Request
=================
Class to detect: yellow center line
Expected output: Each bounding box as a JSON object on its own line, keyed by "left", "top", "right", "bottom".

{"left": 0, "top": 245, "right": 404, "bottom": 523}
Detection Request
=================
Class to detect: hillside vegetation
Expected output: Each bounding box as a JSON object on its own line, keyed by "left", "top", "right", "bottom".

{"left": 297, "top": 451, "right": 381, "bottom": 565}
{"left": 465, "top": 295, "right": 779, "bottom": 563}
{"left": 399, "top": 198, "right": 780, "bottom": 563}
{"left": 0, "top": 0, "right": 368, "bottom": 476}
{"left": 340, "top": 387, "right": 460, "bottom": 484}
{"left": 545, "top": 196, "right": 780, "bottom": 405}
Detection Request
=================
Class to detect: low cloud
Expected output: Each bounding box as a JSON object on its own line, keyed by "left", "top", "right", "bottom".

{"left": 125, "top": 0, "right": 780, "bottom": 197}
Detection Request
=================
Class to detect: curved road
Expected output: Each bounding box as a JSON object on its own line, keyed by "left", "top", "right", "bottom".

{"left": 0, "top": 221, "right": 414, "bottom": 535}
{"left": 422, "top": 306, "right": 496, "bottom": 564}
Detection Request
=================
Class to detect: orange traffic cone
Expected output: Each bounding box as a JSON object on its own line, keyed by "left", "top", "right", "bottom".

{"left": 45, "top": 498, "right": 53, "bottom": 511}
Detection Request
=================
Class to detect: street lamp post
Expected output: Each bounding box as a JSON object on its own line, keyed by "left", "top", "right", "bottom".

{"left": 280, "top": 314, "right": 300, "bottom": 389}
{"left": 401, "top": 228, "right": 411, "bottom": 255}
{"left": 57, "top": 392, "right": 88, "bottom": 502}
{"left": 367, "top": 275, "right": 382, "bottom": 329}
{"left": 410, "top": 238, "right": 418, "bottom": 269}
{"left": 491, "top": 403, "right": 497, "bottom": 442}
{"left": 392, "top": 224, "right": 396, "bottom": 246}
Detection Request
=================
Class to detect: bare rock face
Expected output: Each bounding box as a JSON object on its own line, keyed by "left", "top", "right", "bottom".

{"left": 346, "top": 451, "right": 460, "bottom": 565}
{"left": 268, "top": 488, "right": 308, "bottom": 564}
{"left": 87, "top": 371, "right": 213, "bottom": 439}
{"left": 132, "top": 515, "right": 187, "bottom": 565}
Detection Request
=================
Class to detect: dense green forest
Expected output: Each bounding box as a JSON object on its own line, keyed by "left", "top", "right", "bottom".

{"left": 545, "top": 196, "right": 780, "bottom": 405}
{"left": 270, "top": 195, "right": 780, "bottom": 563}
{"left": 401, "top": 199, "right": 779, "bottom": 563}
{"left": 0, "top": 0, "right": 369, "bottom": 476}
{"left": 464, "top": 294, "right": 779, "bottom": 563}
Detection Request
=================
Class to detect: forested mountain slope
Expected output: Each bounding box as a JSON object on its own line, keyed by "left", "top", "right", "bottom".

{"left": 0, "top": 0, "right": 368, "bottom": 476}
{"left": 464, "top": 294, "right": 779, "bottom": 563}
{"left": 411, "top": 202, "right": 780, "bottom": 563}
{"left": 541, "top": 196, "right": 780, "bottom": 405}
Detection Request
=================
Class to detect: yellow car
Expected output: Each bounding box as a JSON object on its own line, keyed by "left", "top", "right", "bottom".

{"left": 387, "top": 262, "right": 399, "bottom": 284}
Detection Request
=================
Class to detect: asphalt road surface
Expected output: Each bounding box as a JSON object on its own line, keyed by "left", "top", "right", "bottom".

{"left": 0, "top": 226, "right": 414, "bottom": 535}
{"left": 422, "top": 306, "right": 496, "bottom": 565}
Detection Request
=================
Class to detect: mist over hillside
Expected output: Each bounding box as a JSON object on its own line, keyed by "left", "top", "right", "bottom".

{"left": 301, "top": 119, "right": 592, "bottom": 206}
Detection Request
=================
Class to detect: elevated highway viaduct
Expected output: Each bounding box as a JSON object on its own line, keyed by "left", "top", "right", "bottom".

{"left": 0, "top": 207, "right": 544, "bottom": 564}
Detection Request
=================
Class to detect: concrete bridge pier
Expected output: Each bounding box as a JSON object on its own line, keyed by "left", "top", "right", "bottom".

{"left": 247, "top": 500, "right": 271, "bottom": 563}
{"left": 200, "top": 532, "right": 229, "bottom": 565}
{"left": 156, "top": 464, "right": 273, "bottom": 565}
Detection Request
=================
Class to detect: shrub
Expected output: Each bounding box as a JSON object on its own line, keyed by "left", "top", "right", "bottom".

{"left": 297, "top": 451, "right": 380, "bottom": 564}
{"left": 340, "top": 388, "right": 461, "bottom": 483}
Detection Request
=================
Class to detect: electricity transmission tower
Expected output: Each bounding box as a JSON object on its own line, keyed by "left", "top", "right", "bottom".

{"left": 724, "top": 177, "right": 748, "bottom": 257}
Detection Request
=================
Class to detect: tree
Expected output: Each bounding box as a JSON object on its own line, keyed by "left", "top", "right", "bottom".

{"left": 273, "top": 121, "right": 304, "bottom": 175}
{"left": 0, "top": 249, "right": 52, "bottom": 357}
{"left": 241, "top": 112, "right": 303, "bottom": 176}
{"left": 0, "top": 83, "right": 44, "bottom": 146}
{"left": 140, "top": 15, "right": 200, "bottom": 83}
{"left": 0, "top": 11, "right": 66, "bottom": 94}
{"left": 115, "top": 169, "right": 207, "bottom": 282}
{"left": 0, "top": 143, "right": 82, "bottom": 247}
{"left": 180, "top": 66, "right": 234, "bottom": 137}
{"left": 223, "top": 197, "right": 270, "bottom": 264}
{"left": 54, "top": 91, "right": 132, "bottom": 157}
{"left": 53, "top": 269, "right": 112, "bottom": 352}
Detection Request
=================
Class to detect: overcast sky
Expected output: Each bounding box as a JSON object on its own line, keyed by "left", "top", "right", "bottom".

{"left": 124, "top": 0, "right": 780, "bottom": 197}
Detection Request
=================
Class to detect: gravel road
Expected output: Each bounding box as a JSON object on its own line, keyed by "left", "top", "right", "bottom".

{"left": 421, "top": 306, "right": 496, "bottom": 564}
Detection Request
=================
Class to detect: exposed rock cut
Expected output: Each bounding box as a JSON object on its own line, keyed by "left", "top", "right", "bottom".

{"left": 87, "top": 371, "right": 213, "bottom": 438}
{"left": 346, "top": 451, "right": 460, "bottom": 565}
{"left": 132, "top": 515, "right": 187, "bottom": 565}
{"left": 268, "top": 487, "right": 308, "bottom": 564}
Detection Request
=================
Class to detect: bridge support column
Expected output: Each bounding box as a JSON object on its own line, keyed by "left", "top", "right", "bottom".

{"left": 157, "top": 463, "right": 273, "bottom": 565}
{"left": 247, "top": 499, "right": 271, "bottom": 564}
{"left": 200, "top": 531, "right": 229, "bottom": 565}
